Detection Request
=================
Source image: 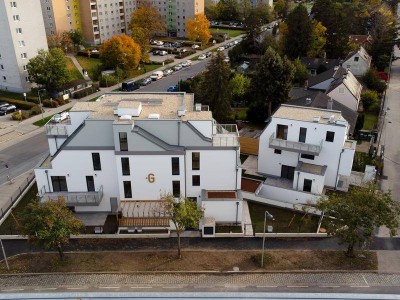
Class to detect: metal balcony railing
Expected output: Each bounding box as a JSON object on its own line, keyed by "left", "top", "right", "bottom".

{"left": 39, "top": 185, "right": 103, "bottom": 206}
{"left": 212, "top": 124, "right": 239, "bottom": 147}
{"left": 269, "top": 133, "right": 323, "bottom": 155}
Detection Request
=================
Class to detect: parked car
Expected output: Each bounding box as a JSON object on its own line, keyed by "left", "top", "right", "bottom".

{"left": 163, "top": 69, "right": 173, "bottom": 76}
{"left": 150, "top": 71, "right": 164, "bottom": 81}
{"left": 167, "top": 85, "right": 179, "bottom": 92}
{"left": 172, "top": 42, "right": 182, "bottom": 48}
{"left": 217, "top": 46, "right": 225, "bottom": 52}
{"left": 180, "top": 48, "right": 188, "bottom": 53}
{"left": 159, "top": 50, "right": 168, "bottom": 56}
{"left": 0, "top": 102, "right": 9, "bottom": 109}
{"left": 121, "top": 80, "right": 139, "bottom": 91}
{"left": 173, "top": 64, "right": 183, "bottom": 71}
{"left": 152, "top": 50, "right": 160, "bottom": 55}
{"left": 164, "top": 43, "right": 172, "bottom": 48}
{"left": 53, "top": 111, "right": 69, "bottom": 123}
{"left": 224, "top": 56, "right": 230, "bottom": 63}
{"left": 0, "top": 105, "right": 16, "bottom": 116}
{"left": 205, "top": 51, "right": 212, "bottom": 58}
{"left": 198, "top": 54, "right": 206, "bottom": 60}
{"left": 156, "top": 41, "right": 164, "bottom": 46}
{"left": 150, "top": 39, "right": 157, "bottom": 45}
{"left": 192, "top": 44, "right": 200, "bottom": 49}
{"left": 181, "top": 60, "right": 192, "bottom": 67}
{"left": 140, "top": 77, "right": 152, "bottom": 86}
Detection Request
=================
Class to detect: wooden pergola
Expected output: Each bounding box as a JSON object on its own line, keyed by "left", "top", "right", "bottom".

{"left": 117, "top": 200, "right": 170, "bottom": 227}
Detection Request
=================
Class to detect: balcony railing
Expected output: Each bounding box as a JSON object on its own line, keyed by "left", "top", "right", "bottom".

{"left": 212, "top": 124, "right": 239, "bottom": 147}
{"left": 39, "top": 185, "right": 103, "bottom": 206}
{"left": 269, "top": 133, "right": 323, "bottom": 155}
{"left": 45, "top": 124, "right": 68, "bottom": 136}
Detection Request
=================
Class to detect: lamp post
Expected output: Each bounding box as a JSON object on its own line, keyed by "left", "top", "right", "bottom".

{"left": 37, "top": 88, "right": 46, "bottom": 124}
{"left": 261, "top": 210, "right": 274, "bottom": 267}
{"left": 117, "top": 62, "right": 125, "bottom": 90}
{"left": 23, "top": 93, "right": 26, "bottom": 102}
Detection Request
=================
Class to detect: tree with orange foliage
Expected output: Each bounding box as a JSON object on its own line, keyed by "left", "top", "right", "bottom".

{"left": 186, "top": 13, "right": 212, "bottom": 46}
{"left": 128, "top": 0, "right": 165, "bottom": 62}
{"left": 100, "top": 34, "right": 141, "bottom": 72}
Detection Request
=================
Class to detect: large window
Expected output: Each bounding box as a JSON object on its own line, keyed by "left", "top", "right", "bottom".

{"left": 86, "top": 176, "right": 95, "bottom": 192}
{"left": 123, "top": 181, "right": 132, "bottom": 198}
{"left": 192, "top": 175, "right": 200, "bottom": 186}
{"left": 171, "top": 157, "right": 180, "bottom": 175}
{"left": 299, "top": 127, "right": 307, "bottom": 143}
{"left": 121, "top": 157, "right": 130, "bottom": 175}
{"left": 172, "top": 180, "right": 180, "bottom": 197}
{"left": 276, "top": 124, "right": 288, "bottom": 140}
{"left": 326, "top": 131, "right": 335, "bottom": 142}
{"left": 51, "top": 176, "right": 68, "bottom": 192}
{"left": 119, "top": 132, "right": 128, "bottom": 151}
{"left": 301, "top": 154, "right": 315, "bottom": 160}
{"left": 192, "top": 152, "right": 200, "bottom": 170}
{"left": 303, "top": 179, "right": 312, "bottom": 192}
{"left": 92, "top": 153, "right": 101, "bottom": 171}
{"left": 281, "top": 165, "right": 295, "bottom": 180}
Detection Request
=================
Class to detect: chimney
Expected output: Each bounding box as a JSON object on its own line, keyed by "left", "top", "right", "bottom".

{"left": 327, "top": 97, "right": 333, "bottom": 110}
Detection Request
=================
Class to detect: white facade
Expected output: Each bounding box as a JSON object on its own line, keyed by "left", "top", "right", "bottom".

{"left": 257, "top": 105, "right": 356, "bottom": 205}
{"left": 342, "top": 46, "right": 372, "bottom": 77}
{"left": 35, "top": 92, "right": 242, "bottom": 228}
{"left": 0, "top": 0, "right": 48, "bottom": 92}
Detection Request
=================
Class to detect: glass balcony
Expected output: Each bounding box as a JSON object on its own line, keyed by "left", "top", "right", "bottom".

{"left": 269, "top": 133, "right": 323, "bottom": 155}
{"left": 39, "top": 185, "right": 103, "bottom": 206}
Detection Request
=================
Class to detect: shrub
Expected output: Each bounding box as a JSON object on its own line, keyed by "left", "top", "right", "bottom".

{"left": 362, "top": 69, "right": 387, "bottom": 94}
{"left": 57, "top": 98, "right": 65, "bottom": 106}
{"left": 174, "top": 50, "right": 196, "bottom": 59}
{"left": 30, "top": 105, "right": 42, "bottom": 116}
{"left": 164, "top": 58, "right": 174, "bottom": 64}
{"left": 26, "top": 97, "right": 40, "bottom": 104}
{"left": 42, "top": 99, "right": 59, "bottom": 108}
{"left": 100, "top": 75, "right": 117, "bottom": 87}
{"left": 12, "top": 111, "right": 30, "bottom": 120}
{"left": 361, "top": 90, "right": 379, "bottom": 112}
{"left": 77, "top": 50, "right": 100, "bottom": 59}
{"left": 73, "top": 86, "right": 97, "bottom": 99}
{"left": 0, "top": 98, "right": 36, "bottom": 110}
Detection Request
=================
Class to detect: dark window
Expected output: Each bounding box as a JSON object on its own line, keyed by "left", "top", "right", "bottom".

{"left": 192, "top": 175, "right": 200, "bottom": 186}
{"left": 274, "top": 149, "right": 282, "bottom": 154}
{"left": 192, "top": 152, "right": 200, "bottom": 170}
{"left": 354, "top": 56, "right": 359, "bottom": 62}
{"left": 123, "top": 181, "right": 132, "bottom": 198}
{"left": 92, "top": 153, "right": 101, "bottom": 171}
{"left": 203, "top": 226, "right": 214, "bottom": 235}
{"left": 276, "top": 124, "right": 288, "bottom": 140}
{"left": 303, "top": 179, "right": 312, "bottom": 192}
{"left": 281, "top": 165, "right": 295, "bottom": 180}
{"left": 301, "top": 154, "right": 315, "bottom": 160}
{"left": 172, "top": 180, "right": 180, "bottom": 197}
{"left": 171, "top": 157, "right": 180, "bottom": 175}
{"left": 188, "top": 197, "right": 197, "bottom": 202}
{"left": 86, "top": 176, "right": 95, "bottom": 192}
{"left": 326, "top": 131, "right": 335, "bottom": 142}
{"left": 119, "top": 132, "right": 128, "bottom": 151}
{"left": 121, "top": 157, "right": 130, "bottom": 175}
{"left": 299, "top": 127, "right": 307, "bottom": 143}
{"left": 51, "top": 176, "right": 68, "bottom": 192}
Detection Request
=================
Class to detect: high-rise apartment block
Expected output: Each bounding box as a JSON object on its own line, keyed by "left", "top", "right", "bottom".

{"left": 40, "top": 0, "right": 204, "bottom": 45}
{"left": 0, "top": 0, "right": 48, "bottom": 92}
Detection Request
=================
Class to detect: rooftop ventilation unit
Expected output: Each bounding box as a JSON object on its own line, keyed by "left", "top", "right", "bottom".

{"left": 177, "top": 105, "right": 186, "bottom": 117}
{"left": 148, "top": 113, "right": 160, "bottom": 119}
{"left": 120, "top": 115, "right": 132, "bottom": 120}
{"left": 322, "top": 114, "right": 333, "bottom": 119}
{"left": 195, "top": 103, "right": 202, "bottom": 111}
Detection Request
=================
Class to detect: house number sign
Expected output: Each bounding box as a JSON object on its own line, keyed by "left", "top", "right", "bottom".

{"left": 147, "top": 173, "right": 155, "bottom": 183}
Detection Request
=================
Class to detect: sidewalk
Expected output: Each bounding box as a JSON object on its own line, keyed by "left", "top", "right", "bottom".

{"left": 67, "top": 55, "right": 91, "bottom": 81}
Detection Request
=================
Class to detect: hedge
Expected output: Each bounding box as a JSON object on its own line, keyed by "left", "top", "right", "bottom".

{"left": 174, "top": 50, "right": 196, "bottom": 59}
{"left": 0, "top": 98, "right": 36, "bottom": 110}
{"left": 77, "top": 51, "right": 100, "bottom": 59}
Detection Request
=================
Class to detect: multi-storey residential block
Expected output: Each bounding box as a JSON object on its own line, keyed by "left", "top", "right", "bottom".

{"left": 35, "top": 92, "right": 242, "bottom": 232}
{"left": 40, "top": 0, "right": 82, "bottom": 36}
{"left": 0, "top": 0, "right": 48, "bottom": 92}
{"left": 257, "top": 105, "right": 356, "bottom": 205}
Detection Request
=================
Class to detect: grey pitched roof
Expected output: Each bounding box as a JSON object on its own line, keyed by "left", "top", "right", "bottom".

{"left": 325, "top": 71, "right": 362, "bottom": 100}
{"left": 343, "top": 46, "right": 372, "bottom": 66}
{"left": 300, "top": 57, "right": 341, "bottom": 71}
{"left": 308, "top": 66, "right": 347, "bottom": 88}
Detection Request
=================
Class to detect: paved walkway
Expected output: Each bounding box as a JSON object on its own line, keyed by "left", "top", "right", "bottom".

{"left": 67, "top": 55, "right": 92, "bottom": 81}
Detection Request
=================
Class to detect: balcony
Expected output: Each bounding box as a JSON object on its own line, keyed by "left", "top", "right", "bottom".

{"left": 212, "top": 124, "right": 239, "bottom": 147}
{"left": 269, "top": 133, "right": 323, "bottom": 156}
{"left": 39, "top": 185, "right": 103, "bottom": 206}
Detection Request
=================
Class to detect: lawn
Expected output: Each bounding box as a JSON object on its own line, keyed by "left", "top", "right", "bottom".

{"left": 215, "top": 225, "right": 242, "bottom": 233}
{"left": 0, "top": 250, "right": 377, "bottom": 273}
{"left": 363, "top": 113, "right": 379, "bottom": 130}
{"left": 231, "top": 108, "right": 247, "bottom": 120}
{"left": 0, "top": 184, "right": 37, "bottom": 235}
{"left": 129, "top": 64, "right": 160, "bottom": 77}
{"left": 66, "top": 58, "right": 84, "bottom": 81}
{"left": 75, "top": 56, "right": 102, "bottom": 80}
{"left": 210, "top": 28, "right": 244, "bottom": 38}
{"left": 247, "top": 201, "right": 320, "bottom": 233}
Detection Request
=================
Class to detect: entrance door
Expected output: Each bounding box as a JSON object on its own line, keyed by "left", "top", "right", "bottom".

{"left": 86, "top": 176, "right": 95, "bottom": 192}
{"left": 281, "top": 165, "right": 295, "bottom": 180}
{"left": 51, "top": 176, "right": 68, "bottom": 192}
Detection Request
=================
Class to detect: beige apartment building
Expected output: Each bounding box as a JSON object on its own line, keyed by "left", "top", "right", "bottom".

{"left": 41, "top": 0, "right": 204, "bottom": 45}
{"left": 0, "top": 0, "right": 48, "bottom": 92}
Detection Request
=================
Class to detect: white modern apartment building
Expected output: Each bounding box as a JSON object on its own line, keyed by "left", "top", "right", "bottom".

{"left": 35, "top": 92, "right": 242, "bottom": 231}
{"left": 0, "top": 0, "right": 48, "bottom": 92}
{"left": 257, "top": 105, "right": 356, "bottom": 205}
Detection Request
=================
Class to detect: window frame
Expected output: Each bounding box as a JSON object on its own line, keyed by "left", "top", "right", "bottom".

{"left": 92, "top": 152, "right": 101, "bottom": 171}
{"left": 326, "top": 131, "right": 335, "bottom": 142}
{"left": 123, "top": 181, "right": 132, "bottom": 198}
{"left": 171, "top": 157, "right": 180, "bottom": 175}
{"left": 192, "top": 175, "right": 200, "bottom": 186}
{"left": 121, "top": 157, "right": 130, "bottom": 176}
{"left": 303, "top": 179, "right": 312, "bottom": 192}
{"left": 192, "top": 152, "right": 200, "bottom": 170}
{"left": 172, "top": 180, "right": 180, "bottom": 197}
{"left": 119, "top": 132, "right": 128, "bottom": 151}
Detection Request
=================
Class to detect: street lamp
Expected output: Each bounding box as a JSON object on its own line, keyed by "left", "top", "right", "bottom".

{"left": 37, "top": 88, "right": 46, "bottom": 124}
{"left": 117, "top": 62, "right": 125, "bottom": 90}
{"left": 261, "top": 210, "right": 274, "bottom": 267}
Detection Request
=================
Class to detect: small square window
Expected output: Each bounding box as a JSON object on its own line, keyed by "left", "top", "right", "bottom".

{"left": 354, "top": 56, "right": 359, "bottom": 62}
{"left": 326, "top": 131, "right": 335, "bottom": 142}
{"left": 274, "top": 149, "right": 282, "bottom": 154}
{"left": 301, "top": 154, "right": 315, "bottom": 160}
{"left": 192, "top": 175, "right": 200, "bottom": 186}
{"left": 10, "top": 2, "right": 17, "bottom": 8}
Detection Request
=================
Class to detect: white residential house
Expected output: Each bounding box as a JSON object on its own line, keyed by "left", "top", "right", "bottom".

{"left": 257, "top": 105, "right": 356, "bottom": 205}
{"left": 342, "top": 46, "right": 372, "bottom": 77}
{"left": 326, "top": 70, "right": 362, "bottom": 112}
{"left": 35, "top": 92, "right": 242, "bottom": 232}
{"left": 307, "top": 66, "right": 348, "bottom": 91}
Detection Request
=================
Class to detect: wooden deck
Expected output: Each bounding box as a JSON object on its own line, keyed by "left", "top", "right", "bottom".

{"left": 118, "top": 217, "right": 170, "bottom": 227}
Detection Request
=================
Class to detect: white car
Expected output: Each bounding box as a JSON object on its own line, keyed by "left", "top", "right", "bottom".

{"left": 224, "top": 56, "right": 230, "bottom": 63}
{"left": 159, "top": 50, "right": 168, "bottom": 56}
{"left": 156, "top": 41, "right": 164, "bottom": 46}
{"left": 53, "top": 111, "right": 69, "bottom": 123}
{"left": 173, "top": 64, "right": 183, "bottom": 71}
{"left": 163, "top": 69, "right": 173, "bottom": 76}
{"left": 181, "top": 60, "right": 192, "bottom": 67}
{"left": 217, "top": 46, "right": 225, "bottom": 52}
{"left": 192, "top": 44, "right": 200, "bottom": 49}
{"left": 198, "top": 54, "right": 206, "bottom": 60}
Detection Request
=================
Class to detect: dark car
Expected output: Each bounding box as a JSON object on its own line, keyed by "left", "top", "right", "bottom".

{"left": 0, "top": 105, "right": 16, "bottom": 115}
{"left": 152, "top": 50, "right": 160, "bottom": 55}
{"left": 205, "top": 51, "right": 212, "bottom": 58}
{"left": 121, "top": 80, "right": 140, "bottom": 91}
{"left": 167, "top": 85, "right": 178, "bottom": 92}
{"left": 140, "top": 78, "right": 152, "bottom": 86}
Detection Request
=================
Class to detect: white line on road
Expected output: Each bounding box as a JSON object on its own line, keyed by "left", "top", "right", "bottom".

{"left": 2, "top": 288, "right": 24, "bottom": 292}
{"left": 66, "top": 287, "right": 88, "bottom": 290}
{"left": 350, "top": 285, "right": 370, "bottom": 288}
{"left": 195, "top": 285, "right": 214, "bottom": 288}
{"left": 131, "top": 286, "right": 152, "bottom": 289}
{"left": 34, "top": 287, "right": 57, "bottom": 291}
{"left": 99, "top": 286, "right": 121, "bottom": 289}
{"left": 362, "top": 274, "right": 369, "bottom": 286}
{"left": 319, "top": 285, "right": 341, "bottom": 288}
{"left": 287, "top": 285, "right": 309, "bottom": 288}
{"left": 256, "top": 285, "right": 278, "bottom": 288}
{"left": 162, "top": 286, "right": 185, "bottom": 289}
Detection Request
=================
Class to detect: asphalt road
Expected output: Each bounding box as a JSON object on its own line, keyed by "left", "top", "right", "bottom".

{"left": 0, "top": 131, "right": 48, "bottom": 185}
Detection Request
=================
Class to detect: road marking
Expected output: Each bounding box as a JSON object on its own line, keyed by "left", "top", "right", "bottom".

{"left": 350, "top": 285, "right": 370, "bottom": 288}
{"left": 162, "top": 286, "right": 184, "bottom": 289}
{"left": 66, "top": 287, "right": 88, "bottom": 290}
{"left": 287, "top": 285, "right": 309, "bottom": 288}
{"left": 362, "top": 274, "right": 369, "bottom": 286}
{"left": 319, "top": 285, "right": 340, "bottom": 288}
{"left": 256, "top": 285, "right": 278, "bottom": 288}
{"left": 99, "top": 286, "right": 120, "bottom": 289}
{"left": 2, "top": 288, "right": 24, "bottom": 292}
{"left": 34, "top": 288, "right": 57, "bottom": 291}
{"left": 131, "top": 286, "right": 152, "bottom": 289}
{"left": 195, "top": 285, "right": 214, "bottom": 288}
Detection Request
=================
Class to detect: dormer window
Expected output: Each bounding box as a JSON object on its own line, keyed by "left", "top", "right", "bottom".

{"left": 354, "top": 56, "right": 359, "bottom": 62}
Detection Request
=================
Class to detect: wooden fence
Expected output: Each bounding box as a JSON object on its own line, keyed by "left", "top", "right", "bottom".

{"left": 239, "top": 137, "right": 259, "bottom": 155}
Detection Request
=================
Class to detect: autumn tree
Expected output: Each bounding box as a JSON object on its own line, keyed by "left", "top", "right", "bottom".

{"left": 27, "top": 48, "right": 70, "bottom": 90}
{"left": 128, "top": 1, "right": 165, "bottom": 62}
{"left": 47, "top": 32, "right": 73, "bottom": 53}
{"left": 316, "top": 184, "right": 400, "bottom": 257}
{"left": 230, "top": 73, "right": 251, "bottom": 105}
{"left": 307, "top": 21, "right": 327, "bottom": 58}
{"left": 274, "top": 0, "right": 290, "bottom": 18}
{"left": 163, "top": 194, "right": 204, "bottom": 258}
{"left": 198, "top": 52, "right": 232, "bottom": 122}
{"left": 100, "top": 34, "right": 141, "bottom": 73}
{"left": 248, "top": 47, "right": 294, "bottom": 123}
{"left": 186, "top": 13, "right": 212, "bottom": 46}
{"left": 19, "top": 198, "right": 84, "bottom": 260}
{"left": 292, "top": 58, "right": 308, "bottom": 86}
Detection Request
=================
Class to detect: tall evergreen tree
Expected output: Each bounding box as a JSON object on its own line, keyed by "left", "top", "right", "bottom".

{"left": 248, "top": 47, "right": 294, "bottom": 123}
{"left": 199, "top": 52, "right": 231, "bottom": 122}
